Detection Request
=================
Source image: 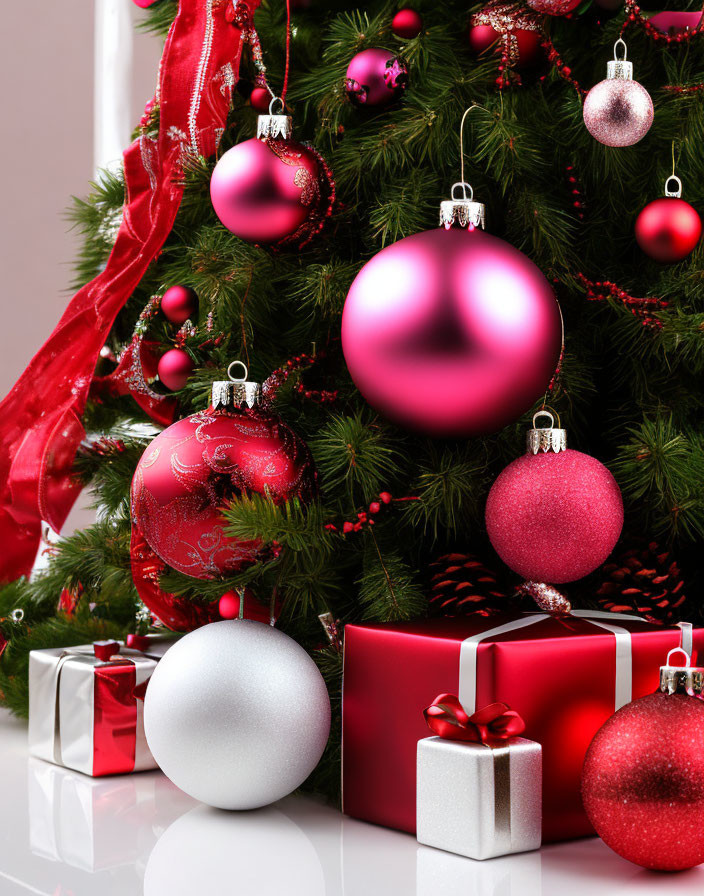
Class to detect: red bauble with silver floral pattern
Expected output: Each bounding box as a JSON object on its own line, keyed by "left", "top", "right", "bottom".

{"left": 525, "top": 0, "right": 580, "bottom": 15}
{"left": 468, "top": 3, "right": 543, "bottom": 71}
{"left": 210, "top": 100, "right": 334, "bottom": 246}
{"left": 131, "top": 363, "right": 317, "bottom": 586}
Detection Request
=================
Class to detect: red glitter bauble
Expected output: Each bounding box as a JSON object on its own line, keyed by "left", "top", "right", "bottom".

{"left": 635, "top": 198, "right": 702, "bottom": 263}
{"left": 345, "top": 48, "right": 409, "bottom": 107}
{"left": 485, "top": 449, "right": 623, "bottom": 583}
{"left": 131, "top": 408, "right": 317, "bottom": 579}
{"left": 161, "top": 286, "right": 198, "bottom": 325}
{"left": 249, "top": 87, "right": 272, "bottom": 113}
{"left": 210, "top": 137, "right": 323, "bottom": 244}
{"left": 582, "top": 692, "right": 704, "bottom": 870}
{"left": 526, "top": 0, "right": 580, "bottom": 14}
{"left": 392, "top": 8, "right": 423, "bottom": 39}
{"left": 341, "top": 227, "right": 562, "bottom": 437}
{"left": 468, "top": 3, "right": 543, "bottom": 69}
{"left": 157, "top": 349, "right": 194, "bottom": 391}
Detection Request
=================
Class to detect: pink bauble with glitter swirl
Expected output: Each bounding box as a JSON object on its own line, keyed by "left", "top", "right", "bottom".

{"left": 210, "top": 137, "right": 322, "bottom": 244}
{"left": 131, "top": 408, "right": 317, "bottom": 579}
{"left": 345, "top": 48, "right": 409, "bottom": 107}
{"left": 485, "top": 449, "right": 623, "bottom": 583}
{"left": 341, "top": 227, "right": 562, "bottom": 437}
{"left": 583, "top": 78, "right": 653, "bottom": 147}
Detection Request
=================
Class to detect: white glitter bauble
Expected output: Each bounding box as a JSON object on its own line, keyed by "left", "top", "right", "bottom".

{"left": 583, "top": 78, "right": 653, "bottom": 148}
{"left": 144, "top": 620, "right": 331, "bottom": 809}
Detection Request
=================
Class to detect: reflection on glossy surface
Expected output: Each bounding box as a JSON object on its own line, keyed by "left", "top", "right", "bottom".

{"left": 0, "top": 710, "right": 702, "bottom": 895}
{"left": 144, "top": 805, "right": 325, "bottom": 896}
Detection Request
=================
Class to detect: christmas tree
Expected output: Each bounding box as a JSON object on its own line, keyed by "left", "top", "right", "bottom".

{"left": 2, "top": 0, "right": 704, "bottom": 802}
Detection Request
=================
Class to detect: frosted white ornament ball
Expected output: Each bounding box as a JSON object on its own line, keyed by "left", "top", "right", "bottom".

{"left": 144, "top": 620, "right": 331, "bottom": 809}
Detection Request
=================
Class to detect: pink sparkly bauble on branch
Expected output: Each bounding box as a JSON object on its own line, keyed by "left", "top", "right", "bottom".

{"left": 525, "top": 0, "right": 580, "bottom": 15}
{"left": 161, "top": 286, "right": 198, "bottom": 325}
{"left": 210, "top": 103, "right": 333, "bottom": 246}
{"left": 157, "top": 349, "right": 194, "bottom": 391}
{"left": 582, "top": 649, "right": 704, "bottom": 871}
{"left": 131, "top": 366, "right": 317, "bottom": 580}
{"left": 635, "top": 176, "right": 701, "bottom": 263}
{"left": 341, "top": 191, "right": 561, "bottom": 437}
{"left": 345, "top": 48, "right": 409, "bottom": 107}
{"left": 392, "top": 8, "right": 423, "bottom": 39}
{"left": 583, "top": 39, "right": 653, "bottom": 148}
{"left": 485, "top": 412, "right": 623, "bottom": 583}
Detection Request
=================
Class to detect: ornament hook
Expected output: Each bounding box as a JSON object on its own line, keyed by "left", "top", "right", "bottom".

{"left": 451, "top": 182, "right": 474, "bottom": 202}
{"left": 10, "top": 608, "right": 24, "bottom": 623}
{"left": 268, "top": 96, "right": 285, "bottom": 116}
{"left": 613, "top": 38, "right": 627, "bottom": 61}
{"left": 664, "top": 175, "right": 682, "bottom": 198}
{"left": 666, "top": 647, "right": 691, "bottom": 669}
{"left": 532, "top": 407, "right": 561, "bottom": 430}
{"left": 227, "top": 360, "right": 248, "bottom": 383}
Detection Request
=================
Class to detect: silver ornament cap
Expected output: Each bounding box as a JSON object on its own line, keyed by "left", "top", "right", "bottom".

{"left": 660, "top": 628, "right": 704, "bottom": 696}
{"left": 606, "top": 38, "right": 633, "bottom": 80}
{"left": 257, "top": 96, "right": 292, "bottom": 141}
{"left": 526, "top": 409, "right": 567, "bottom": 455}
{"left": 211, "top": 360, "right": 262, "bottom": 410}
{"left": 440, "top": 182, "right": 486, "bottom": 231}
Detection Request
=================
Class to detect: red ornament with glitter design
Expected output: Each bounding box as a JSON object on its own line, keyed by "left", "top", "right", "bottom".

{"left": 468, "top": 3, "right": 544, "bottom": 74}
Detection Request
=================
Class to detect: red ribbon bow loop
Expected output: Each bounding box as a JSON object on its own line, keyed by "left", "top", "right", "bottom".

{"left": 423, "top": 694, "right": 526, "bottom": 744}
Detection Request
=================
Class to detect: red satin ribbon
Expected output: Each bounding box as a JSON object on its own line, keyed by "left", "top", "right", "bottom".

{"left": 0, "top": 0, "right": 260, "bottom": 582}
{"left": 423, "top": 694, "right": 526, "bottom": 744}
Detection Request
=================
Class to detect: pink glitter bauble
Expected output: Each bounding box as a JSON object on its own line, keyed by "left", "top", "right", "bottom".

{"left": 161, "top": 285, "right": 198, "bottom": 325}
{"left": 210, "top": 137, "right": 322, "bottom": 244}
{"left": 583, "top": 78, "right": 653, "bottom": 147}
{"left": 485, "top": 449, "right": 623, "bottom": 583}
{"left": 526, "top": 0, "right": 580, "bottom": 15}
{"left": 131, "top": 409, "right": 317, "bottom": 579}
{"left": 157, "top": 349, "right": 194, "bottom": 391}
{"left": 345, "top": 48, "right": 409, "bottom": 107}
{"left": 582, "top": 693, "right": 704, "bottom": 871}
{"left": 341, "top": 227, "right": 562, "bottom": 437}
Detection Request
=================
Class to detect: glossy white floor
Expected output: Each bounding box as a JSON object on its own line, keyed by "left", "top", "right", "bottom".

{"left": 0, "top": 709, "right": 700, "bottom": 896}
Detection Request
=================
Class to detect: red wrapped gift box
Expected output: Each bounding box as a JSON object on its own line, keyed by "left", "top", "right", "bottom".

{"left": 342, "top": 612, "right": 701, "bottom": 843}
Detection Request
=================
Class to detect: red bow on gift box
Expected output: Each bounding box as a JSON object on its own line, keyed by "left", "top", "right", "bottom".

{"left": 424, "top": 694, "right": 525, "bottom": 744}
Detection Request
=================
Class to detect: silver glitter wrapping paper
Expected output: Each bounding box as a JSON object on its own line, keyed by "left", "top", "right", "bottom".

{"left": 417, "top": 735, "right": 542, "bottom": 860}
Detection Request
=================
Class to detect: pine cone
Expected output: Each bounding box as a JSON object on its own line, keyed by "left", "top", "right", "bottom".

{"left": 595, "top": 541, "right": 687, "bottom": 625}
{"left": 428, "top": 553, "right": 512, "bottom": 617}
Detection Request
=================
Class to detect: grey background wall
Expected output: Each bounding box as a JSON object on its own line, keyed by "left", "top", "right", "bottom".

{"left": 0, "top": 0, "right": 162, "bottom": 396}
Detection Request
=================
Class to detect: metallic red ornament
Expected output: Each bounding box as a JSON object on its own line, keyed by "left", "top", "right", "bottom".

{"left": 131, "top": 364, "right": 317, "bottom": 580}
{"left": 583, "top": 40, "right": 653, "bottom": 147}
{"left": 391, "top": 8, "right": 423, "bottom": 39}
{"left": 468, "top": 3, "right": 543, "bottom": 70}
{"left": 157, "top": 349, "right": 194, "bottom": 391}
{"left": 161, "top": 285, "right": 198, "bottom": 325}
{"left": 526, "top": 0, "right": 579, "bottom": 14}
{"left": 635, "top": 176, "right": 701, "bottom": 263}
{"left": 582, "top": 649, "right": 704, "bottom": 871}
{"left": 341, "top": 187, "right": 562, "bottom": 437}
{"left": 345, "top": 48, "right": 409, "bottom": 107}
{"left": 210, "top": 102, "right": 333, "bottom": 245}
{"left": 485, "top": 412, "right": 623, "bottom": 583}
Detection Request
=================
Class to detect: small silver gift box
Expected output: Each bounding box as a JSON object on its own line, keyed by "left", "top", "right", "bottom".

{"left": 417, "top": 734, "right": 542, "bottom": 861}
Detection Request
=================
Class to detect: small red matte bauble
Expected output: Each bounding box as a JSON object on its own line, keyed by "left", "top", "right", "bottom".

{"left": 468, "top": 4, "right": 543, "bottom": 69}
{"left": 486, "top": 448, "right": 624, "bottom": 583}
{"left": 345, "top": 48, "right": 409, "bottom": 107}
{"left": 392, "top": 8, "right": 423, "bottom": 39}
{"left": 161, "top": 286, "right": 198, "bottom": 325}
{"left": 526, "top": 0, "right": 580, "bottom": 14}
{"left": 210, "top": 137, "right": 322, "bottom": 244}
{"left": 635, "top": 198, "right": 702, "bottom": 263}
{"left": 157, "top": 349, "right": 194, "bottom": 391}
{"left": 341, "top": 227, "right": 561, "bottom": 437}
{"left": 132, "top": 0, "right": 159, "bottom": 7}
{"left": 131, "top": 407, "right": 317, "bottom": 580}
{"left": 218, "top": 589, "right": 279, "bottom": 624}
{"left": 249, "top": 86, "right": 272, "bottom": 113}
{"left": 582, "top": 692, "right": 704, "bottom": 870}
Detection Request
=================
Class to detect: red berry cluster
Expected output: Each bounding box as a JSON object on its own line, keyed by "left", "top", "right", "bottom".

{"left": 565, "top": 165, "right": 585, "bottom": 221}
{"left": 541, "top": 36, "right": 584, "bottom": 95}
{"left": 263, "top": 350, "right": 336, "bottom": 405}
{"left": 663, "top": 82, "right": 704, "bottom": 95}
{"left": 82, "top": 436, "right": 127, "bottom": 457}
{"left": 623, "top": 0, "right": 704, "bottom": 44}
{"left": 325, "top": 492, "right": 420, "bottom": 536}
{"left": 577, "top": 273, "right": 667, "bottom": 329}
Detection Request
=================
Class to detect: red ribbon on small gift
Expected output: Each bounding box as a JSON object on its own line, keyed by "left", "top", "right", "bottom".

{"left": 424, "top": 694, "right": 525, "bottom": 744}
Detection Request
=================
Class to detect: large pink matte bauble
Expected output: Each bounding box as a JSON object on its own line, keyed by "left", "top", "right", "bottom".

{"left": 485, "top": 449, "right": 623, "bottom": 583}
{"left": 345, "top": 48, "right": 409, "bottom": 107}
{"left": 341, "top": 228, "right": 562, "bottom": 436}
{"left": 582, "top": 692, "right": 704, "bottom": 870}
{"left": 210, "top": 138, "right": 321, "bottom": 244}
{"left": 131, "top": 409, "right": 317, "bottom": 579}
